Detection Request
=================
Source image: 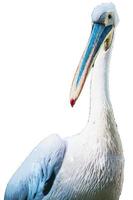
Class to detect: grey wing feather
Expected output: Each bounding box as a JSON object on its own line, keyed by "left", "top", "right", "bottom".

{"left": 4, "top": 134, "right": 66, "bottom": 200}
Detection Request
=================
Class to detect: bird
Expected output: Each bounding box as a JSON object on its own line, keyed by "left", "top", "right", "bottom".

{"left": 4, "top": 2, "right": 124, "bottom": 200}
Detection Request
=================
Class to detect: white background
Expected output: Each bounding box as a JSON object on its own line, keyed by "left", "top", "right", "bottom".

{"left": 0, "top": 0, "right": 132, "bottom": 199}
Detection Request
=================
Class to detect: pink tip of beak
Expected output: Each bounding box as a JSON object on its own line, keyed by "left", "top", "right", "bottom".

{"left": 70, "top": 99, "right": 76, "bottom": 107}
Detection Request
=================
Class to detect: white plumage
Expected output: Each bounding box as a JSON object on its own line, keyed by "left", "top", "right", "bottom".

{"left": 5, "top": 3, "right": 124, "bottom": 200}
{"left": 92, "top": 3, "right": 119, "bottom": 25}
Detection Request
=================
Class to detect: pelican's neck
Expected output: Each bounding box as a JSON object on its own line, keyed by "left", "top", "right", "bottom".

{"left": 88, "top": 47, "right": 113, "bottom": 123}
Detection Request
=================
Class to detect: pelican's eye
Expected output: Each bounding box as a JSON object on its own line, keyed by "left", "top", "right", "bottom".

{"left": 108, "top": 14, "right": 112, "bottom": 19}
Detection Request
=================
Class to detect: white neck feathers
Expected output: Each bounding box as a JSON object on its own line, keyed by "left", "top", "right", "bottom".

{"left": 88, "top": 47, "right": 113, "bottom": 123}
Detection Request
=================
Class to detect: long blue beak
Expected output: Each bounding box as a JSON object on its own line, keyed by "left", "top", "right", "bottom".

{"left": 70, "top": 23, "right": 113, "bottom": 107}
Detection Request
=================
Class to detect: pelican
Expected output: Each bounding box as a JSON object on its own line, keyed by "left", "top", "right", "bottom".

{"left": 4, "top": 3, "right": 124, "bottom": 200}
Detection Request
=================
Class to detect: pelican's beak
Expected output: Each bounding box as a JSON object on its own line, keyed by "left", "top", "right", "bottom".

{"left": 70, "top": 23, "right": 114, "bottom": 107}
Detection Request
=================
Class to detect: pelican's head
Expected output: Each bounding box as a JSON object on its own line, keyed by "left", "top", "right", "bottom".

{"left": 70, "top": 3, "right": 119, "bottom": 107}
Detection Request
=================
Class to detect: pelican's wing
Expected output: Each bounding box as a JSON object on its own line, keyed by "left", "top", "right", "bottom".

{"left": 4, "top": 134, "right": 66, "bottom": 200}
